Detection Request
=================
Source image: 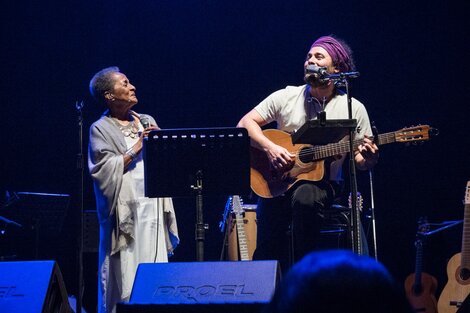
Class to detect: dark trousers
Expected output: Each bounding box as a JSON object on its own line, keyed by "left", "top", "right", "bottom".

{"left": 253, "top": 181, "right": 339, "bottom": 273}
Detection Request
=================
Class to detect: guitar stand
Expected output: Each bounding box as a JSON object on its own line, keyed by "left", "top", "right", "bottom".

{"left": 144, "top": 127, "right": 250, "bottom": 261}
{"left": 421, "top": 220, "right": 463, "bottom": 237}
{"left": 218, "top": 196, "right": 233, "bottom": 260}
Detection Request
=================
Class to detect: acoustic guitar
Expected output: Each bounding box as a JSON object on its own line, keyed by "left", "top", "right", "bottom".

{"left": 404, "top": 217, "right": 438, "bottom": 313}
{"left": 250, "top": 125, "right": 433, "bottom": 198}
{"left": 438, "top": 181, "right": 470, "bottom": 313}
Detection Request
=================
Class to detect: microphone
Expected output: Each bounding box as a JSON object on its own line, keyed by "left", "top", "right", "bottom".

{"left": 140, "top": 115, "right": 150, "bottom": 129}
{"left": 306, "top": 64, "right": 328, "bottom": 78}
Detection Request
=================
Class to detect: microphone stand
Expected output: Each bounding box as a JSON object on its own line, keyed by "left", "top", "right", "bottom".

{"left": 75, "top": 100, "right": 84, "bottom": 313}
{"left": 368, "top": 169, "right": 378, "bottom": 260}
{"left": 368, "top": 124, "right": 380, "bottom": 260}
{"left": 323, "top": 71, "right": 363, "bottom": 255}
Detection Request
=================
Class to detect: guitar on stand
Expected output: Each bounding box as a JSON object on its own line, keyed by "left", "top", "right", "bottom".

{"left": 348, "top": 192, "right": 369, "bottom": 256}
{"left": 404, "top": 217, "right": 438, "bottom": 313}
{"left": 438, "top": 181, "right": 470, "bottom": 313}
{"left": 220, "top": 195, "right": 257, "bottom": 261}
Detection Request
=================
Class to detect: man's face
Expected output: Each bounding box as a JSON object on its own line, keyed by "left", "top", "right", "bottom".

{"left": 304, "top": 46, "right": 338, "bottom": 86}
{"left": 107, "top": 72, "right": 138, "bottom": 107}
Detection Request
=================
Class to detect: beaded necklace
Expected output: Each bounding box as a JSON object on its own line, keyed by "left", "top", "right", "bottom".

{"left": 112, "top": 118, "right": 139, "bottom": 138}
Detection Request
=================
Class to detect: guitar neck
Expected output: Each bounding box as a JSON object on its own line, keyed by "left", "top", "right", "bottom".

{"left": 311, "top": 132, "right": 397, "bottom": 161}
{"left": 235, "top": 212, "right": 250, "bottom": 261}
{"left": 461, "top": 203, "right": 470, "bottom": 268}
{"left": 414, "top": 238, "right": 424, "bottom": 290}
{"left": 232, "top": 195, "right": 250, "bottom": 261}
{"left": 462, "top": 182, "right": 470, "bottom": 268}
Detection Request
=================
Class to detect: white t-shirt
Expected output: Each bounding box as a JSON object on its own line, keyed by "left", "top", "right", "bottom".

{"left": 254, "top": 85, "right": 372, "bottom": 181}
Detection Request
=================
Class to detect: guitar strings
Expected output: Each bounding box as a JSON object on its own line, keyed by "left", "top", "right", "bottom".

{"left": 279, "top": 127, "right": 424, "bottom": 160}
{"left": 292, "top": 132, "right": 398, "bottom": 160}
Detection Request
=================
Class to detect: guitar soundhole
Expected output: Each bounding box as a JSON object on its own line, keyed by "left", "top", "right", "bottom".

{"left": 460, "top": 267, "right": 470, "bottom": 281}
{"left": 298, "top": 147, "right": 312, "bottom": 163}
{"left": 412, "top": 284, "right": 422, "bottom": 295}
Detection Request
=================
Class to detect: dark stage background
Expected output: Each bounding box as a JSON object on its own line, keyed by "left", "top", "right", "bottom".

{"left": 2, "top": 0, "right": 469, "bottom": 312}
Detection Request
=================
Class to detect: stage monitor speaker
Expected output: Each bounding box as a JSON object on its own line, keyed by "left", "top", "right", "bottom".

{"left": 0, "top": 260, "right": 72, "bottom": 313}
{"left": 117, "top": 302, "right": 266, "bottom": 313}
{"left": 117, "top": 260, "right": 279, "bottom": 312}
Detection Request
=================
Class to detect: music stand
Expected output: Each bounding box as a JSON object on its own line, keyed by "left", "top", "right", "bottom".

{"left": 144, "top": 127, "right": 250, "bottom": 261}
{"left": 0, "top": 192, "right": 70, "bottom": 259}
{"left": 291, "top": 119, "right": 356, "bottom": 145}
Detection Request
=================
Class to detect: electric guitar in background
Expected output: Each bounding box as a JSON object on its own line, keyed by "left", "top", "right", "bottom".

{"left": 404, "top": 217, "right": 438, "bottom": 313}
{"left": 438, "top": 181, "right": 470, "bottom": 313}
{"left": 250, "top": 125, "right": 435, "bottom": 198}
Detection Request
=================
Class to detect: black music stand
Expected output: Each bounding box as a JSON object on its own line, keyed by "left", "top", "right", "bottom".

{"left": 144, "top": 127, "right": 250, "bottom": 261}
{"left": 0, "top": 192, "right": 70, "bottom": 259}
{"left": 291, "top": 118, "right": 356, "bottom": 145}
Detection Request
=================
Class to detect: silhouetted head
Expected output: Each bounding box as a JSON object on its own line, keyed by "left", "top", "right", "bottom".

{"left": 266, "top": 250, "right": 413, "bottom": 313}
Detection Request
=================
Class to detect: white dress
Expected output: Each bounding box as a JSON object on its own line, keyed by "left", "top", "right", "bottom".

{"left": 119, "top": 132, "right": 169, "bottom": 301}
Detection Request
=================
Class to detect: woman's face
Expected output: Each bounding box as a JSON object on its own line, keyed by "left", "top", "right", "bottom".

{"left": 106, "top": 72, "right": 138, "bottom": 109}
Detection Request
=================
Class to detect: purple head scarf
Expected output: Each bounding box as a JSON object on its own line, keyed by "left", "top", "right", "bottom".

{"left": 311, "top": 36, "right": 353, "bottom": 72}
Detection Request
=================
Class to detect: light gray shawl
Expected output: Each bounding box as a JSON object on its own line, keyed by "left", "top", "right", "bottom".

{"left": 88, "top": 110, "right": 178, "bottom": 255}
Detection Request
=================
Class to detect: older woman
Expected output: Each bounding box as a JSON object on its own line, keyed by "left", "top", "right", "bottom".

{"left": 88, "top": 66, "right": 179, "bottom": 313}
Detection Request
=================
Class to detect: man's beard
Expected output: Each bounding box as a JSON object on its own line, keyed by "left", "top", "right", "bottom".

{"left": 304, "top": 73, "right": 329, "bottom": 88}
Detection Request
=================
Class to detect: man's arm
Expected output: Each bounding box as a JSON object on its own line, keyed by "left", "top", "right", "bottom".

{"left": 237, "top": 109, "right": 294, "bottom": 170}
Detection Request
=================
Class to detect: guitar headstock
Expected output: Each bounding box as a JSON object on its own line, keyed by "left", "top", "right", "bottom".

{"left": 394, "top": 125, "right": 436, "bottom": 144}
{"left": 417, "top": 216, "right": 430, "bottom": 235}
{"left": 231, "top": 195, "right": 244, "bottom": 214}
{"left": 413, "top": 217, "right": 430, "bottom": 248}
{"left": 348, "top": 192, "right": 363, "bottom": 211}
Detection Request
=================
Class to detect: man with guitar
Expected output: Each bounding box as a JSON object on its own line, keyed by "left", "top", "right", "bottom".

{"left": 237, "top": 35, "right": 379, "bottom": 272}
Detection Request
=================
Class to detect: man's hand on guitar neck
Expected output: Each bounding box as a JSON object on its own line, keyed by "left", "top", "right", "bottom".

{"left": 355, "top": 135, "right": 379, "bottom": 170}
